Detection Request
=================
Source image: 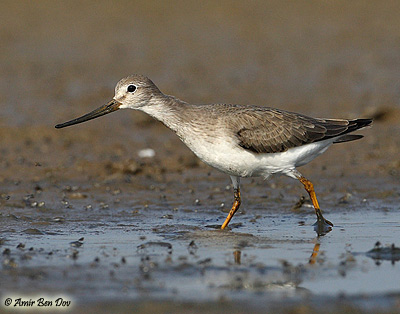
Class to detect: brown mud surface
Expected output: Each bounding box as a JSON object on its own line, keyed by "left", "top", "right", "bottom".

{"left": 1, "top": 1, "right": 400, "bottom": 313}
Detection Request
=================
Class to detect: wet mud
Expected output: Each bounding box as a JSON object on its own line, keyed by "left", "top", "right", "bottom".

{"left": 1, "top": 1, "right": 400, "bottom": 313}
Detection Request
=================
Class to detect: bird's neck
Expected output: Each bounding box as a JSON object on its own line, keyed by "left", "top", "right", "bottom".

{"left": 139, "top": 93, "right": 190, "bottom": 132}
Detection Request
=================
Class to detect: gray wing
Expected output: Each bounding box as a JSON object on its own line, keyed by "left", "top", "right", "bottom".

{"left": 222, "top": 107, "right": 371, "bottom": 154}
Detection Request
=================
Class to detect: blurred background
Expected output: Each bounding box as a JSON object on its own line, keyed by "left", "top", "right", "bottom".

{"left": 1, "top": 2, "right": 400, "bottom": 312}
{"left": 1, "top": 0, "right": 399, "bottom": 182}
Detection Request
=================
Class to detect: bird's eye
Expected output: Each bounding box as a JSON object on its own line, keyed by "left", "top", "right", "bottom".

{"left": 127, "top": 85, "right": 136, "bottom": 93}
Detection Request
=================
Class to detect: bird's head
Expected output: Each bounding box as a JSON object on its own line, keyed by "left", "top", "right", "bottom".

{"left": 55, "top": 74, "right": 159, "bottom": 129}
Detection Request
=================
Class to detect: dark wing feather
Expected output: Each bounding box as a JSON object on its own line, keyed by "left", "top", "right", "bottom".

{"left": 224, "top": 107, "right": 371, "bottom": 154}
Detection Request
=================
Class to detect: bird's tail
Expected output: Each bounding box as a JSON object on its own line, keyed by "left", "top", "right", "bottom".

{"left": 333, "top": 118, "right": 372, "bottom": 144}
{"left": 333, "top": 134, "right": 364, "bottom": 143}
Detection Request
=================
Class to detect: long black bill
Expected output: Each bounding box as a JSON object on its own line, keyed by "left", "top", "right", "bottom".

{"left": 55, "top": 99, "right": 121, "bottom": 129}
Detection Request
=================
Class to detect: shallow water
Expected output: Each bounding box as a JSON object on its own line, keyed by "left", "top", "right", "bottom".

{"left": 1, "top": 1, "right": 400, "bottom": 313}
{"left": 1, "top": 173, "right": 399, "bottom": 312}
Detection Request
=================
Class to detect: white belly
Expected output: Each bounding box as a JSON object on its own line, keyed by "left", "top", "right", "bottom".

{"left": 183, "top": 136, "right": 334, "bottom": 179}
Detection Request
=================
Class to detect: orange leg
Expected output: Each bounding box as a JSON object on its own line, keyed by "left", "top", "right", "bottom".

{"left": 298, "top": 176, "right": 333, "bottom": 226}
{"left": 221, "top": 188, "right": 241, "bottom": 229}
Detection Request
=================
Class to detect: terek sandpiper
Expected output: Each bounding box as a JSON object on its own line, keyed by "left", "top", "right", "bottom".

{"left": 56, "top": 75, "right": 372, "bottom": 232}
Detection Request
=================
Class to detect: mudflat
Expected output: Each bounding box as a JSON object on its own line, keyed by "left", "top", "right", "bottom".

{"left": 1, "top": 1, "right": 399, "bottom": 313}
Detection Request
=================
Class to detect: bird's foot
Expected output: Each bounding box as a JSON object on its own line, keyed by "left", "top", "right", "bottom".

{"left": 313, "top": 217, "right": 333, "bottom": 236}
{"left": 318, "top": 217, "right": 333, "bottom": 227}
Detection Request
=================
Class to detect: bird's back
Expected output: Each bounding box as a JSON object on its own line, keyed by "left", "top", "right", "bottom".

{"left": 180, "top": 103, "right": 372, "bottom": 154}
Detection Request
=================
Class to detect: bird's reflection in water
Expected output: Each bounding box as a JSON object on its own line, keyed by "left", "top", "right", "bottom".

{"left": 309, "top": 241, "right": 321, "bottom": 265}
{"left": 233, "top": 250, "right": 241, "bottom": 265}
{"left": 309, "top": 221, "right": 331, "bottom": 264}
{"left": 225, "top": 226, "right": 329, "bottom": 294}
